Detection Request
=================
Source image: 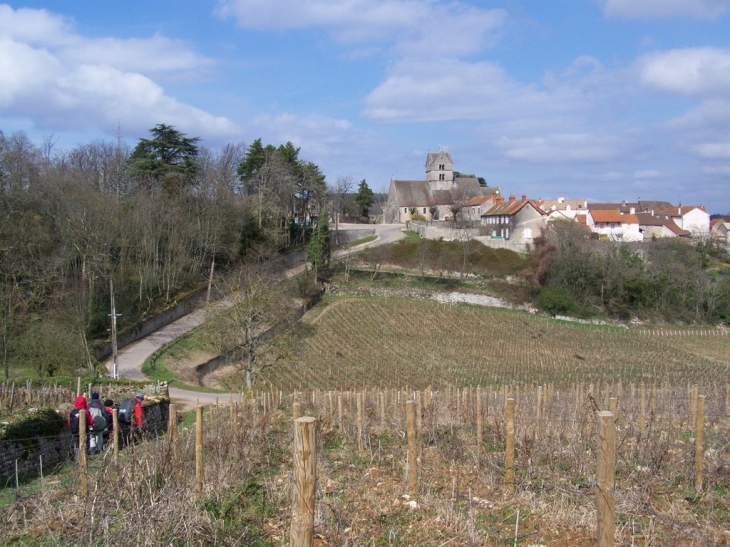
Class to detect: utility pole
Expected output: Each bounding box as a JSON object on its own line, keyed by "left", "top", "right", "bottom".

{"left": 109, "top": 280, "right": 121, "bottom": 380}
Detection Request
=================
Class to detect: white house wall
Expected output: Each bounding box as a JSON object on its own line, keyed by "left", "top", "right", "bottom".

{"left": 593, "top": 223, "right": 643, "bottom": 242}
{"left": 681, "top": 209, "right": 710, "bottom": 236}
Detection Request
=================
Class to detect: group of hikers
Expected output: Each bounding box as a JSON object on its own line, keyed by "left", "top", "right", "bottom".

{"left": 68, "top": 392, "right": 144, "bottom": 454}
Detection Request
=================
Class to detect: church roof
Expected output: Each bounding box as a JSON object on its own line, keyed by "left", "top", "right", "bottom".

{"left": 389, "top": 177, "right": 498, "bottom": 208}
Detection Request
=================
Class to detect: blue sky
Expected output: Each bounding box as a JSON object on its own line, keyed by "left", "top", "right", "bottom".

{"left": 1, "top": 0, "right": 729, "bottom": 213}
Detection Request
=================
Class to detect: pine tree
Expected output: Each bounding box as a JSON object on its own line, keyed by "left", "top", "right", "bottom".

{"left": 307, "top": 213, "right": 330, "bottom": 283}
{"left": 355, "top": 179, "right": 374, "bottom": 218}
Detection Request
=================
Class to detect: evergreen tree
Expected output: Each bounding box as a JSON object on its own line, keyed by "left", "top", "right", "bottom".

{"left": 307, "top": 213, "right": 330, "bottom": 282}
{"left": 129, "top": 124, "right": 200, "bottom": 192}
{"left": 355, "top": 179, "right": 374, "bottom": 218}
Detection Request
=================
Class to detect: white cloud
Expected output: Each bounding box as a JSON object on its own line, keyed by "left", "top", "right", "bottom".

{"left": 703, "top": 165, "right": 730, "bottom": 175}
{"left": 633, "top": 169, "right": 661, "bottom": 178}
{"left": 668, "top": 99, "right": 730, "bottom": 130}
{"left": 0, "top": 5, "right": 233, "bottom": 139}
{"left": 495, "top": 134, "right": 620, "bottom": 163}
{"left": 602, "top": 0, "right": 729, "bottom": 18}
{"left": 599, "top": 171, "right": 626, "bottom": 181}
{"left": 364, "top": 58, "right": 565, "bottom": 122}
{"left": 215, "top": 0, "right": 506, "bottom": 56}
{"left": 0, "top": 5, "right": 213, "bottom": 76}
{"left": 691, "top": 142, "right": 730, "bottom": 160}
{"left": 639, "top": 48, "right": 730, "bottom": 96}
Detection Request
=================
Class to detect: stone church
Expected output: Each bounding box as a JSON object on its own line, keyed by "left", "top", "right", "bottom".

{"left": 383, "top": 151, "right": 500, "bottom": 224}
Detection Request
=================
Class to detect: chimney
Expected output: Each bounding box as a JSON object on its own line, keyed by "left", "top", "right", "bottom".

{"left": 508, "top": 194, "right": 516, "bottom": 204}
{"left": 558, "top": 196, "right": 564, "bottom": 203}
{"left": 629, "top": 207, "right": 635, "bottom": 214}
{"left": 521, "top": 194, "right": 527, "bottom": 203}
{"left": 495, "top": 194, "right": 503, "bottom": 206}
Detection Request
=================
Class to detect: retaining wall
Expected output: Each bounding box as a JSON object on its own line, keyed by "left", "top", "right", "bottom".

{"left": 407, "top": 222, "right": 529, "bottom": 253}
{"left": 0, "top": 398, "right": 169, "bottom": 479}
{"left": 195, "top": 289, "right": 325, "bottom": 381}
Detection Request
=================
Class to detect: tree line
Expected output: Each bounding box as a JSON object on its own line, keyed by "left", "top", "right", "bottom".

{"left": 0, "top": 125, "right": 368, "bottom": 379}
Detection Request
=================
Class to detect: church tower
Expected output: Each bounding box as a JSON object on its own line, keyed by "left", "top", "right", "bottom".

{"left": 425, "top": 150, "right": 453, "bottom": 191}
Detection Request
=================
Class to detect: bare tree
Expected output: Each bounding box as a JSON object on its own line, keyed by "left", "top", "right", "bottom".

{"left": 202, "top": 262, "right": 289, "bottom": 389}
{"left": 449, "top": 185, "right": 475, "bottom": 225}
{"left": 457, "top": 224, "right": 479, "bottom": 279}
{"left": 329, "top": 175, "right": 353, "bottom": 244}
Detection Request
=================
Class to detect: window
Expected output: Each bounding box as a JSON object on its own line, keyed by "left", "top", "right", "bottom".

{"left": 423, "top": 208, "right": 426, "bottom": 214}
{"left": 404, "top": 208, "right": 408, "bottom": 213}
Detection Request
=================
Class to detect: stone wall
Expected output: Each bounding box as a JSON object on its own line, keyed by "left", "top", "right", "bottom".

{"left": 407, "top": 221, "right": 529, "bottom": 253}
{"left": 332, "top": 228, "right": 376, "bottom": 245}
{"left": 95, "top": 289, "right": 210, "bottom": 362}
{"left": 0, "top": 398, "right": 169, "bottom": 479}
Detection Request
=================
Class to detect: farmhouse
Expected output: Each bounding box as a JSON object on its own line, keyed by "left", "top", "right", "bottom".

{"left": 636, "top": 213, "right": 690, "bottom": 240}
{"left": 383, "top": 151, "right": 500, "bottom": 223}
{"left": 480, "top": 193, "right": 546, "bottom": 243}
{"left": 587, "top": 209, "right": 643, "bottom": 242}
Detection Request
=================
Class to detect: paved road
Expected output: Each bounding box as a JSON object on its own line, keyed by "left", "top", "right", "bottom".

{"left": 106, "top": 223, "right": 406, "bottom": 405}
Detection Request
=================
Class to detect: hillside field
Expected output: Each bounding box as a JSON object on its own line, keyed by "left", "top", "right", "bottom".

{"left": 224, "top": 295, "right": 730, "bottom": 394}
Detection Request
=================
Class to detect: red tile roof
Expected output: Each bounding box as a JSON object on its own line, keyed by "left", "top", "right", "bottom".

{"left": 590, "top": 210, "right": 639, "bottom": 224}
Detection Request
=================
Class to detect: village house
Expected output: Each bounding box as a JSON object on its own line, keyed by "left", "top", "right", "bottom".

{"left": 589, "top": 200, "right": 709, "bottom": 237}
{"left": 462, "top": 194, "right": 498, "bottom": 221}
{"left": 711, "top": 218, "right": 730, "bottom": 245}
{"left": 383, "top": 151, "right": 500, "bottom": 223}
{"left": 635, "top": 213, "right": 690, "bottom": 239}
{"left": 586, "top": 209, "right": 643, "bottom": 242}
{"left": 480, "top": 193, "right": 546, "bottom": 243}
{"left": 535, "top": 196, "right": 588, "bottom": 222}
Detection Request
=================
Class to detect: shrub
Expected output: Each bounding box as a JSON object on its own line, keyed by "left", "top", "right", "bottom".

{"left": 0, "top": 408, "right": 66, "bottom": 441}
{"left": 538, "top": 286, "right": 576, "bottom": 316}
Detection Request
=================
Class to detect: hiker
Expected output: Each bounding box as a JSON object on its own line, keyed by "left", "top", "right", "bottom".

{"left": 102, "top": 398, "right": 115, "bottom": 436}
{"left": 88, "top": 392, "right": 111, "bottom": 454}
{"left": 68, "top": 395, "right": 93, "bottom": 455}
{"left": 131, "top": 393, "right": 144, "bottom": 442}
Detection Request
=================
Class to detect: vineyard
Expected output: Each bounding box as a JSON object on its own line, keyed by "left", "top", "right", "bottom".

{"left": 3, "top": 381, "right": 728, "bottom": 545}
{"left": 3, "top": 295, "right": 730, "bottom": 545}
{"left": 239, "top": 296, "right": 730, "bottom": 393}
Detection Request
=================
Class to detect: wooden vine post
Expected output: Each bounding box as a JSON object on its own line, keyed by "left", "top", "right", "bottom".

{"left": 292, "top": 401, "right": 301, "bottom": 420}
{"left": 476, "top": 386, "right": 483, "bottom": 463}
{"left": 505, "top": 398, "right": 515, "bottom": 493}
{"left": 356, "top": 393, "right": 363, "bottom": 451}
{"left": 112, "top": 408, "right": 119, "bottom": 464}
{"left": 596, "top": 411, "right": 616, "bottom": 547}
{"left": 695, "top": 395, "right": 705, "bottom": 492}
{"left": 79, "top": 410, "right": 88, "bottom": 497}
{"left": 337, "top": 393, "right": 343, "bottom": 432}
{"left": 406, "top": 400, "right": 417, "bottom": 494}
{"left": 168, "top": 404, "right": 178, "bottom": 460}
{"left": 290, "top": 417, "right": 317, "bottom": 547}
{"left": 639, "top": 382, "right": 646, "bottom": 438}
{"left": 195, "top": 406, "right": 203, "bottom": 500}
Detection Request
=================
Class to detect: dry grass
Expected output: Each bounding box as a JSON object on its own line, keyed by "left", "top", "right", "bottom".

{"left": 2, "top": 383, "right": 728, "bottom": 546}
